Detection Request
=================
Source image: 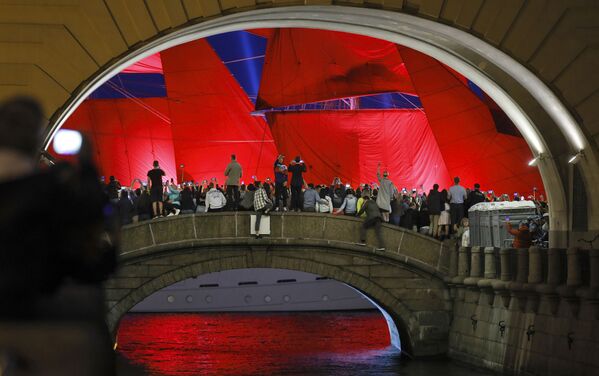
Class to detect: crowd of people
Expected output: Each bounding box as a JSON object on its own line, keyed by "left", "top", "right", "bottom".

{"left": 107, "top": 154, "right": 549, "bottom": 250}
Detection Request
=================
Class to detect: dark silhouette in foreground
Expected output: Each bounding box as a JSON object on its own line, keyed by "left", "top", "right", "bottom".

{"left": 0, "top": 96, "right": 118, "bottom": 375}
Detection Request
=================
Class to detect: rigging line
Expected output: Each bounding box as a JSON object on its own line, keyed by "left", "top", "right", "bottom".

{"left": 105, "top": 81, "right": 170, "bottom": 122}
{"left": 395, "top": 92, "right": 426, "bottom": 114}
{"left": 254, "top": 119, "right": 269, "bottom": 177}
{"left": 105, "top": 82, "right": 172, "bottom": 124}
{"left": 105, "top": 81, "right": 170, "bottom": 123}
{"left": 116, "top": 102, "right": 134, "bottom": 183}
{"left": 222, "top": 55, "right": 265, "bottom": 64}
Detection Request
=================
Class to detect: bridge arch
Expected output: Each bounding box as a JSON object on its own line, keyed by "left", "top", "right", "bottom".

{"left": 107, "top": 213, "right": 453, "bottom": 357}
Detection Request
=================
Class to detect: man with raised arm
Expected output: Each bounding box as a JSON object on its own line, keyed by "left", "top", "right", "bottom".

{"left": 376, "top": 162, "right": 395, "bottom": 223}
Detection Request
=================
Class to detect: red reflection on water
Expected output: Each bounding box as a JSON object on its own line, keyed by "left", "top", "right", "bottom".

{"left": 117, "top": 311, "right": 390, "bottom": 375}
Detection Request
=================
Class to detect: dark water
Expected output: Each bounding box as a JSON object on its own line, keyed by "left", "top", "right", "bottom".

{"left": 117, "top": 311, "right": 494, "bottom": 376}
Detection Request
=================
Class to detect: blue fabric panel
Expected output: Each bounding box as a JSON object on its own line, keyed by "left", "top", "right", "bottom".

{"left": 89, "top": 73, "right": 166, "bottom": 99}
{"left": 359, "top": 93, "right": 422, "bottom": 109}
{"left": 207, "top": 31, "right": 267, "bottom": 104}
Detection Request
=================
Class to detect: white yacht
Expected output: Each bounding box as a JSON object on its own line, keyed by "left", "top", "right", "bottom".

{"left": 131, "top": 268, "right": 375, "bottom": 312}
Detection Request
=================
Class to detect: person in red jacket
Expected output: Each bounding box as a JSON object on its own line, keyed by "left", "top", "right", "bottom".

{"left": 506, "top": 221, "right": 532, "bottom": 248}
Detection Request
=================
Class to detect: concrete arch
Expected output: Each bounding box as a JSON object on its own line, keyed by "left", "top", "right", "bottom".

{"left": 32, "top": 5, "right": 599, "bottom": 245}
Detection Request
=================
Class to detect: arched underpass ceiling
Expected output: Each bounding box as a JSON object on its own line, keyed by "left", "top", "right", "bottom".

{"left": 0, "top": 0, "right": 596, "bottom": 152}
{"left": 1, "top": 0, "right": 598, "bottom": 235}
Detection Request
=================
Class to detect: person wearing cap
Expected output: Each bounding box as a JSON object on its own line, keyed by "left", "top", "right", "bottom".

{"left": 506, "top": 221, "right": 532, "bottom": 248}
{"left": 273, "top": 154, "right": 288, "bottom": 211}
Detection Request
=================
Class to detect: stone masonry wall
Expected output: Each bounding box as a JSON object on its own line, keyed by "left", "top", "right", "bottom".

{"left": 447, "top": 247, "right": 599, "bottom": 375}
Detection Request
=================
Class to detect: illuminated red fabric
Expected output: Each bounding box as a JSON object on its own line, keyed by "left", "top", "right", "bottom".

{"left": 161, "top": 39, "right": 278, "bottom": 183}
{"left": 399, "top": 47, "right": 544, "bottom": 195}
{"left": 246, "top": 28, "right": 274, "bottom": 39}
{"left": 268, "top": 110, "right": 450, "bottom": 190}
{"left": 256, "top": 29, "right": 415, "bottom": 110}
{"left": 122, "top": 53, "right": 163, "bottom": 74}
{"left": 53, "top": 98, "right": 177, "bottom": 184}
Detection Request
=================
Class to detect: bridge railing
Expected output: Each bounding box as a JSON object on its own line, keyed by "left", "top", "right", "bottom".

{"left": 119, "top": 212, "right": 451, "bottom": 277}
{"left": 446, "top": 245, "right": 599, "bottom": 313}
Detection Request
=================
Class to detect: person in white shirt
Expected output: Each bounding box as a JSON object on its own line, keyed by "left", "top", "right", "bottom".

{"left": 205, "top": 183, "right": 227, "bottom": 212}
{"left": 458, "top": 217, "right": 470, "bottom": 247}
{"left": 316, "top": 187, "right": 333, "bottom": 213}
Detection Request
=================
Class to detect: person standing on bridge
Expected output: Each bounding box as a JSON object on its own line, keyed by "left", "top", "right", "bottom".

{"left": 288, "top": 155, "right": 307, "bottom": 212}
{"left": 448, "top": 176, "right": 467, "bottom": 233}
{"left": 147, "top": 160, "right": 165, "bottom": 218}
{"left": 376, "top": 162, "right": 395, "bottom": 223}
{"left": 357, "top": 194, "right": 385, "bottom": 251}
{"left": 273, "top": 154, "right": 288, "bottom": 211}
{"left": 224, "top": 154, "right": 242, "bottom": 211}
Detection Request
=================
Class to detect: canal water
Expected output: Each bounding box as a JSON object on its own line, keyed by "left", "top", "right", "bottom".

{"left": 117, "top": 311, "right": 494, "bottom": 375}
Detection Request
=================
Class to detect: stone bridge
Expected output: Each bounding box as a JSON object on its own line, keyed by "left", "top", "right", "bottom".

{"left": 106, "top": 212, "right": 453, "bottom": 357}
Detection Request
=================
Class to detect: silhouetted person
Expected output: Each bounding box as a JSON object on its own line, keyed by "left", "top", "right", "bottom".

{"left": 465, "top": 183, "right": 486, "bottom": 215}
{"left": 136, "top": 188, "right": 152, "bottom": 221}
{"left": 180, "top": 185, "right": 196, "bottom": 214}
{"left": 117, "top": 189, "right": 135, "bottom": 225}
{"left": 147, "top": 160, "right": 165, "bottom": 218}
{"left": 427, "top": 184, "right": 442, "bottom": 238}
{"left": 106, "top": 175, "right": 121, "bottom": 203}
{"left": 288, "top": 155, "right": 306, "bottom": 211}
{"left": 0, "top": 96, "right": 116, "bottom": 315}
{"left": 0, "top": 96, "right": 117, "bottom": 374}
{"left": 273, "top": 154, "right": 289, "bottom": 211}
